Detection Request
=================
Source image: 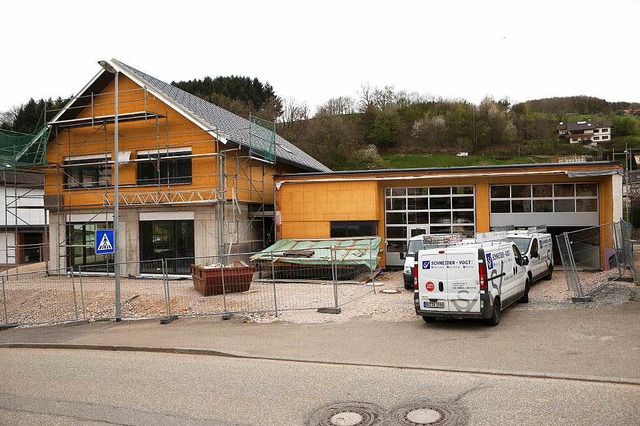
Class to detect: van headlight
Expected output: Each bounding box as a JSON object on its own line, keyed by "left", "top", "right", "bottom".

{"left": 404, "top": 264, "right": 412, "bottom": 274}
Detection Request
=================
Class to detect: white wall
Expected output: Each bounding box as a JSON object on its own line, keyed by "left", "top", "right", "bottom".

{"left": 0, "top": 232, "right": 16, "bottom": 264}
{"left": 0, "top": 186, "right": 46, "bottom": 226}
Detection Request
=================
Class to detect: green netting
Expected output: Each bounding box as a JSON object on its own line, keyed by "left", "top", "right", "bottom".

{"left": 0, "top": 127, "right": 48, "bottom": 167}
{"left": 249, "top": 115, "right": 276, "bottom": 163}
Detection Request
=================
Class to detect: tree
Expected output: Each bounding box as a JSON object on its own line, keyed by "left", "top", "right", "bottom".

{"left": 369, "top": 108, "right": 401, "bottom": 149}
{"left": 1, "top": 97, "right": 68, "bottom": 134}
{"left": 172, "top": 75, "right": 283, "bottom": 121}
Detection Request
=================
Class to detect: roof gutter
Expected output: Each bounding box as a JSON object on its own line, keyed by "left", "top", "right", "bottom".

{"left": 274, "top": 169, "right": 614, "bottom": 189}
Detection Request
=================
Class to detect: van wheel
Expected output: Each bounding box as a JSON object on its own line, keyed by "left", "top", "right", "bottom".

{"left": 487, "top": 298, "right": 501, "bottom": 326}
{"left": 422, "top": 316, "right": 436, "bottom": 323}
{"left": 519, "top": 278, "right": 530, "bottom": 303}
{"left": 545, "top": 265, "right": 553, "bottom": 280}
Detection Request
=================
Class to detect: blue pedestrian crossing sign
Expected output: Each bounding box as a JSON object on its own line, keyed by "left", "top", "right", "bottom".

{"left": 95, "top": 229, "right": 115, "bottom": 255}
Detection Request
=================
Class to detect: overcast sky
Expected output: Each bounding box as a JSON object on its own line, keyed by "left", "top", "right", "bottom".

{"left": 1, "top": 0, "right": 638, "bottom": 117}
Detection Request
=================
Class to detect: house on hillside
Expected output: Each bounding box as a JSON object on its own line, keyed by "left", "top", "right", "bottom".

{"left": 44, "top": 59, "right": 329, "bottom": 275}
{"left": 557, "top": 119, "right": 613, "bottom": 147}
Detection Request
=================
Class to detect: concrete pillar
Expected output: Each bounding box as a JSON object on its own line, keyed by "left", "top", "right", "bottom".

{"left": 121, "top": 208, "right": 139, "bottom": 276}
{"left": 194, "top": 206, "right": 218, "bottom": 262}
{"left": 47, "top": 212, "right": 64, "bottom": 270}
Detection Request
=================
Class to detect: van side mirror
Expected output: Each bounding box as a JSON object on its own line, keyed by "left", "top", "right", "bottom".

{"left": 522, "top": 256, "right": 529, "bottom": 266}
{"left": 400, "top": 252, "right": 405, "bottom": 260}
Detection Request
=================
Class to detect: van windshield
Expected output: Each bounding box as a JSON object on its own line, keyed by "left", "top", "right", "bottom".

{"left": 507, "top": 237, "right": 531, "bottom": 254}
{"left": 407, "top": 239, "right": 425, "bottom": 256}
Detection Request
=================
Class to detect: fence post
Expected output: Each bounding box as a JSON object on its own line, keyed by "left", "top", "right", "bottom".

{"left": 221, "top": 253, "right": 228, "bottom": 316}
{"left": 1, "top": 276, "right": 7, "bottom": 324}
{"left": 163, "top": 258, "right": 171, "bottom": 317}
{"left": 78, "top": 266, "right": 86, "bottom": 320}
{"left": 332, "top": 247, "right": 339, "bottom": 309}
{"left": 70, "top": 267, "right": 78, "bottom": 321}
{"left": 369, "top": 239, "right": 376, "bottom": 295}
{"left": 271, "top": 251, "right": 278, "bottom": 316}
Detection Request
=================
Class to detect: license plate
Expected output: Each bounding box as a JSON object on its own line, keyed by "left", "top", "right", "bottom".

{"left": 424, "top": 301, "right": 445, "bottom": 308}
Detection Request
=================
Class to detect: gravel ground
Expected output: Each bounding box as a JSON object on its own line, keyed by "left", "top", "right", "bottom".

{"left": 1, "top": 261, "right": 637, "bottom": 326}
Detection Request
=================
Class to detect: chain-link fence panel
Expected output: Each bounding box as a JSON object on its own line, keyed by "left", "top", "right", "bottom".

{"left": 0, "top": 268, "right": 80, "bottom": 326}
{"left": 78, "top": 260, "right": 167, "bottom": 320}
{"left": 615, "top": 220, "right": 637, "bottom": 281}
{"left": 557, "top": 223, "right": 629, "bottom": 300}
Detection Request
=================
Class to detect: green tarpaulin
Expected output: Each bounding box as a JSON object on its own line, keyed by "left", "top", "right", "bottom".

{"left": 250, "top": 237, "right": 381, "bottom": 270}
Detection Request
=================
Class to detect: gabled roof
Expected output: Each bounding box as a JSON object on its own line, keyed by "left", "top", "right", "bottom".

{"left": 50, "top": 59, "right": 331, "bottom": 173}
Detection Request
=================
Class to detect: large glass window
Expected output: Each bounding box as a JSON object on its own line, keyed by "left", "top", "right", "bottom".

{"left": 137, "top": 149, "right": 192, "bottom": 185}
{"left": 490, "top": 183, "right": 598, "bottom": 213}
{"left": 64, "top": 156, "right": 111, "bottom": 189}
{"left": 139, "top": 220, "right": 194, "bottom": 274}
{"left": 66, "top": 222, "right": 112, "bottom": 269}
{"left": 330, "top": 221, "right": 377, "bottom": 238}
{"left": 385, "top": 185, "right": 476, "bottom": 256}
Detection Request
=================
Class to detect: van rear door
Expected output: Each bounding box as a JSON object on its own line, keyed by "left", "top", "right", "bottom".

{"left": 417, "top": 249, "right": 449, "bottom": 312}
{"left": 417, "top": 248, "right": 480, "bottom": 314}
{"left": 445, "top": 250, "right": 481, "bottom": 314}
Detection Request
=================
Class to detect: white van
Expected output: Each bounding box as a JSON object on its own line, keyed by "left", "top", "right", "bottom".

{"left": 506, "top": 230, "right": 554, "bottom": 290}
{"left": 401, "top": 235, "right": 427, "bottom": 290}
{"left": 414, "top": 241, "right": 528, "bottom": 326}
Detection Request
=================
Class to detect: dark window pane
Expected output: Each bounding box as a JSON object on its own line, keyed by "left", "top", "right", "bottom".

{"left": 385, "top": 198, "right": 406, "bottom": 211}
{"left": 391, "top": 188, "right": 406, "bottom": 196}
{"left": 407, "top": 212, "right": 429, "bottom": 224}
{"left": 386, "top": 227, "right": 406, "bottom": 239}
{"left": 554, "top": 199, "right": 575, "bottom": 212}
{"left": 330, "top": 221, "right": 377, "bottom": 238}
{"left": 453, "top": 186, "right": 474, "bottom": 195}
{"left": 452, "top": 196, "right": 474, "bottom": 209}
{"left": 137, "top": 151, "right": 192, "bottom": 185}
{"left": 533, "top": 199, "right": 553, "bottom": 212}
{"left": 511, "top": 185, "right": 531, "bottom": 198}
{"left": 577, "top": 199, "right": 597, "bottom": 212}
{"left": 386, "top": 213, "right": 405, "bottom": 224}
{"left": 511, "top": 200, "right": 531, "bottom": 213}
{"left": 452, "top": 226, "right": 475, "bottom": 238}
{"left": 453, "top": 211, "right": 474, "bottom": 224}
{"left": 408, "top": 198, "right": 429, "bottom": 210}
{"left": 430, "top": 226, "right": 452, "bottom": 234}
{"left": 576, "top": 183, "right": 598, "bottom": 197}
{"left": 491, "top": 200, "right": 510, "bottom": 213}
{"left": 554, "top": 184, "right": 575, "bottom": 197}
{"left": 430, "top": 211, "right": 451, "bottom": 224}
{"left": 533, "top": 185, "right": 552, "bottom": 198}
{"left": 430, "top": 187, "right": 450, "bottom": 195}
{"left": 430, "top": 197, "right": 451, "bottom": 210}
{"left": 408, "top": 188, "right": 427, "bottom": 196}
{"left": 491, "top": 186, "right": 510, "bottom": 198}
{"left": 387, "top": 241, "right": 406, "bottom": 253}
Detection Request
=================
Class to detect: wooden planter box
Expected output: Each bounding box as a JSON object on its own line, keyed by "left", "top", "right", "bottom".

{"left": 191, "top": 264, "right": 254, "bottom": 296}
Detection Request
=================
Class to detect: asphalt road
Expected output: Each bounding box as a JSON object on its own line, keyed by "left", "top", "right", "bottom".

{"left": 0, "top": 347, "right": 638, "bottom": 425}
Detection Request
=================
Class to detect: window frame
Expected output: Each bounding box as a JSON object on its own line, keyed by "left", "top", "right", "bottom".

{"left": 136, "top": 148, "right": 193, "bottom": 186}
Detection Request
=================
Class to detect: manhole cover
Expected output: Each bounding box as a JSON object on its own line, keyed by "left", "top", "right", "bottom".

{"left": 388, "top": 401, "right": 464, "bottom": 425}
{"left": 307, "top": 402, "right": 383, "bottom": 426}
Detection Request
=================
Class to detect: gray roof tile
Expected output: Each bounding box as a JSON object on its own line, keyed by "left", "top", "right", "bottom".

{"left": 113, "top": 59, "right": 330, "bottom": 172}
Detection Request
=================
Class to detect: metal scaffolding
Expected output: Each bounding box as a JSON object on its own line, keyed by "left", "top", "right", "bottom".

{"left": 36, "top": 85, "right": 276, "bottom": 272}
